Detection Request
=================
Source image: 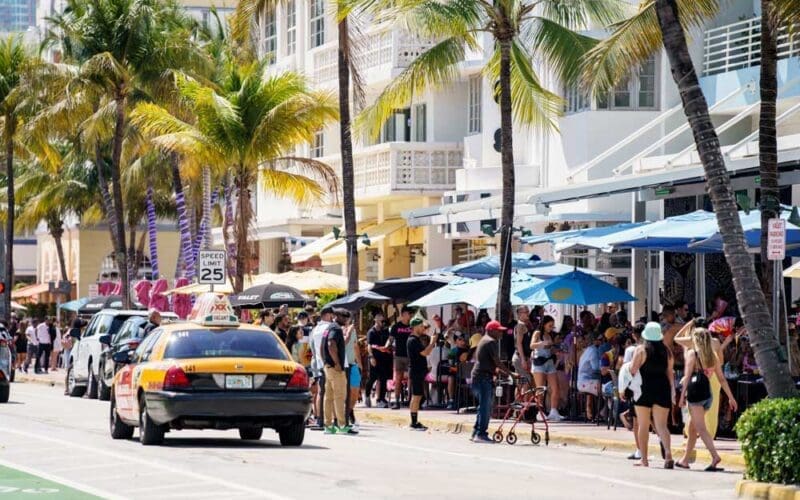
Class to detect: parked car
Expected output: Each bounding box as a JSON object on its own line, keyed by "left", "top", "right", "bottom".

{"left": 98, "top": 314, "right": 177, "bottom": 399}
{"left": 68, "top": 309, "right": 176, "bottom": 400}
{"left": 0, "top": 326, "right": 13, "bottom": 403}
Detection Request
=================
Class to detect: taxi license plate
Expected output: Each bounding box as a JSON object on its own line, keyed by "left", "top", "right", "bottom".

{"left": 225, "top": 375, "right": 253, "bottom": 389}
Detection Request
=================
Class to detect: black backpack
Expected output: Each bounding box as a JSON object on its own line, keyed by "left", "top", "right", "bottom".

{"left": 686, "top": 353, "right": 712, "bottom": 403}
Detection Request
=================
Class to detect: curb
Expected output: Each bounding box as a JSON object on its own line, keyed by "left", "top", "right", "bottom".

{"left": 355, "top": 409, "right": 745, "bottom": 468}
{"left": 736, "top": 480, "right": 800, "bottom": 499}
{"left": 12, "top": 373, "right": 61, "bottom": 387}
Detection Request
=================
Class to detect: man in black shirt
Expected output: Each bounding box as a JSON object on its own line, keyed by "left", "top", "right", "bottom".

{"left": 407, "top": 315, "right": 438, "bottom": 431}
{"left": 143, "top": 310, "right": 162, "bottom": 338}
{"left": 471, "top": 320, "right": 512, "bottom": 443}
{"left": 274, "top": 313, "right": 291, "bottom": 344}
{"left": 388, "top": 306, "right": 413, "bottom": 409}
{"left": 366, "top": 312, "right": 391, "bottom": 408}
{"left": 322, "top": 308, "right": 353, "bottom": 434}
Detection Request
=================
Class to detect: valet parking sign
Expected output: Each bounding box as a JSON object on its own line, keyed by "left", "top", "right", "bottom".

{"left": 767, "top": 218, "right": 786, "bottom": 261}
{"left": 198, "top": 250, "right": 227, "bottom": 285}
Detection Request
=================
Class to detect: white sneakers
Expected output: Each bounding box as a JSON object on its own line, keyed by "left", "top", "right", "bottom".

{"left": 547, "top": 410, "right": 564, "bottom": 421}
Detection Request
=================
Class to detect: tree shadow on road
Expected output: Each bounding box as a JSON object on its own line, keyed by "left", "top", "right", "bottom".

{"left": 160, "top": 438, "right": 328, "bottom": 450}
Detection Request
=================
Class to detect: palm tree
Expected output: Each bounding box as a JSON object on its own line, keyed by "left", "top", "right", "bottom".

{"left": 131, "top": 65, "right": 340, "bottom": 292}
{"left": 584, "top": 0, "right": 797, "bottom": 397}
{"left": 655, "top": 0, "right": 795, "bottom": 397}
{"left": 43, "top": 0, "right": 208, "bottom": 306}
{"left": 16, "top": 160, "right": 98, "bottom": 284}
{"left": 356, "top": 0, "right": 621, "bottom": 322}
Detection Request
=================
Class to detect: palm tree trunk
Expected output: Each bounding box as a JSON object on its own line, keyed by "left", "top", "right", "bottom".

{"left": 171, "top": 154, "right": 195, "bottom": 279}
{"left": 128, "top": 224, "right": 137, "bottom": 282}
{"left": 4, "top": 122, "right": 14, "bottom": 319}
{"left": 233, "top": 170, "right": 251, "bottom": 293}
{"left": 655, "top": 0, "right": 796, "bottom": 398}
{"left": 146, "top": 184, "right": 159, "bottom": 278}
{"left": 223, "top": 176, "right": 236, "bottom": 283}
{"left": 200, "top": 166, "right": 212, "bottom": 251}
{"left": 50, "top": 222, "right": 68, "bottom": 284}
{"left": 111, "top": 92, "right": 129, "bottom": 307}
{"left": 94, "top": 144, "right": 119, "bottom": 251}
{"left": 338, "top": 18, "right": 358, "bottom": 295}
{"left": 494, "top": 36, "right": 515, "bottom": 326}
{"left": 759, "top": 1, "right": 779, "bottom": 306}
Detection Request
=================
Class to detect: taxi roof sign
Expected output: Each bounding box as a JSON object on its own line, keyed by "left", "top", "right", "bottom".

{"left": 189, "top": 293, "right": 239, "bottom": 326}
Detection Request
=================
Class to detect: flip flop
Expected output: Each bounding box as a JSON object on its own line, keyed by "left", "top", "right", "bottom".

{"left": 675, "top": 462, "right": 690, "bottom": 469}
{"left": 704, "top": 465, "right": 725, "bottom": 472}
{"left": 664, "top": 460, "right": 674, "bottom": 470}
{"left": 634, "top": 462, "right": 649, "bottom": 467}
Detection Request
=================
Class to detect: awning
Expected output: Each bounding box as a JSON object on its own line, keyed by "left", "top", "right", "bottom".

{"left": 320, "top": 219, "right": 407, "bottom": 265}
{"left": 249, "top": 269, "right": 372, "bottom": 294}
{"left": 11, "top": 283, "right": 50, "bottom": 300}
{"left": 290, "top": 233, "right": 340, "bottom": 264}
{"left": 164, "top": 282, "right": 235, "bottom": 295}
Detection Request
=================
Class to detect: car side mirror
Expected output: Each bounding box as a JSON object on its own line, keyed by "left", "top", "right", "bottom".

{"left": 99, "top": 334, "right": 112, "bottom": 346}
{"left": 112, "top": 351, "right": 132, "bottom": 364}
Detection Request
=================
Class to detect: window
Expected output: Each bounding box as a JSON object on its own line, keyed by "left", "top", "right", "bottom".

{"left": 135, "top": 330, "right": 163, "bottom": 363}
{"left": 286, "top": 0, "right": 296, "bottom": 55}
{"left": 566, "top": 54, "right": 657, "bottom": 112}
{"left": 309, "top": 0, "right": 325, "bottom": 48}
{"left": 311, "top": 132, "right": 324, "bottom": 158}
{"left": 263, "top": 7, "right": 276, "bottom": 64}
{"left": 163, "top": 329, "right": 289, "bottom": 360}
{"left": 382, "top": 108, "right": 410, "bottom": 142}
{"left": 468, "top": 75, "right": 482, "bottom": 134}
{"left": 414, "top": 104, "right": 426, "bottom": 141}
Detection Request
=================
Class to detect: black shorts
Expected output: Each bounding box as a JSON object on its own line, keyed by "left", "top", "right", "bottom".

{"left": 410, "top": 373, "right": 426, "bottom": 396}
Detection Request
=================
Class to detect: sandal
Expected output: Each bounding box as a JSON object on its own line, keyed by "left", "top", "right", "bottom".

{"left": 704, "top": 465, "right": 724, "bottom": 472}
{"left": 675, "top": 462, "right": 690, "bottom": 469}
{"left": 634, "top": 461, "right": 649, "bottom": 468}
{"left": 664, "top": 460, "right": 674, "bottom": 470}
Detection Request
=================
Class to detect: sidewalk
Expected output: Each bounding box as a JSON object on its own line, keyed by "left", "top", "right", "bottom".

{"left": 355, "top": 406, "right": 744, "bottom": 469}
{"left": 14, "top": 369, "right": 65, "bottom": 387}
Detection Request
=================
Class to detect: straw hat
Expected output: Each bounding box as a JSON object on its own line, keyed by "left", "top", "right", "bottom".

{"left": 469, "top": 333, "right": 482, "bottom": 349}
{"left": 642, "top": 322, "right": 663, "bottom": 342}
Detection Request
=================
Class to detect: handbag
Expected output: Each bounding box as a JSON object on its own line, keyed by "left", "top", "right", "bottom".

{"left": 686, "top": 354, "right": 712, "bottom": 403}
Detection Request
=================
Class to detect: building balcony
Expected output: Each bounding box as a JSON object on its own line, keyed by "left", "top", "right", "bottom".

{"left": 321, "top": 142, "right": 463, "bottom": 202}
{"left": 311, "top": 28, "right": 435, "bottom": 86}
{"left": 703, "top": 15, "right": 800, "bottom": 76}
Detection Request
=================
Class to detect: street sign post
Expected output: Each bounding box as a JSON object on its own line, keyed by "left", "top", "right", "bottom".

{"left": 88, "top": 284, "right": 99, "bottom": 299}
{"left": 767, "top": 218, "right": 786, "bottom": 346}
{"left": 198, "top": 250, "right": 227, "bottom": 291}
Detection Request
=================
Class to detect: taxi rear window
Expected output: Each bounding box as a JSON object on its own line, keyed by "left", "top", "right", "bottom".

{"left": 163, "top": 329, "right": 288, "bottom": 360}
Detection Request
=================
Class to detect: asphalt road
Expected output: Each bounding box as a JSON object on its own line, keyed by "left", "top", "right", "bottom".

{"left": 1, "top": 383, "right": 741, "bottom": 500}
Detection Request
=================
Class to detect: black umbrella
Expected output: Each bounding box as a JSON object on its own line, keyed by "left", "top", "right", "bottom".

{"left": 230, "top": 283, "right": 309, "bottom": 308}
{"left": 370, "top": 275, "right": 457, "bottom": 303}
{"left": 77, "top": 295, "right": 144, "bottom": 315}
{"left": 326, "top": 290, "right": 391, "bottom": 311}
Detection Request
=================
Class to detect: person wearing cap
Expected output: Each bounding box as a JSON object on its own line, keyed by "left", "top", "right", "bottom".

{"left": 308, "top": 306, "right": 334, "bottom": 430}
{"left": 322, "top": 308, "right": 355, "bottom": 434}
{"left": 407, "top": 315, "right": 438, "bottom": 431}
{"left": 470, "top": 320, "right": 512, "bottom": 443}
{"left": 387, "top": 306, "right": 414, "bottom": 409}
{"left": 629, "top": 321, "right": 675, "bottom": 468}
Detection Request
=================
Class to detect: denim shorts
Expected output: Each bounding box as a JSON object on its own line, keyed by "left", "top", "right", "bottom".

{"left": 533, "top": 359, "right": 556, "bottom": 375}
{"left": 689, "top": 396, "right": 712, "bottom": 411}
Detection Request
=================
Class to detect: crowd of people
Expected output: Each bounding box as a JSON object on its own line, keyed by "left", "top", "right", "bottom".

{"left": 4, "top": 315, "right": 75, "bottom": 375}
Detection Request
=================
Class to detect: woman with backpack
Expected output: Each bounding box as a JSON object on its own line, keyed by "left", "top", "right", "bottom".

{"left": 676, "top": 327, "right": 738, "bottom": 471}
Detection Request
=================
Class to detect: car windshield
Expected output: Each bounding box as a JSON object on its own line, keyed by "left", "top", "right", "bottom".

{"left": 163, "top": 329, "right": 288, "bottom": 360}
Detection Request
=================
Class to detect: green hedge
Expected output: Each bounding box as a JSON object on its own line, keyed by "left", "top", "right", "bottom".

{"left": 735, "top": 397, "right": 800, "bottom": 485}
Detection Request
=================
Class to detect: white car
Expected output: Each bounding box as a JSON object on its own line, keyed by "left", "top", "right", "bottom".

{"left": 68, "top": 310, "right": 177, "bottom": 399}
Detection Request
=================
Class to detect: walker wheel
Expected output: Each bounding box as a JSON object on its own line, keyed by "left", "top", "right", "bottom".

{"left": 531, "top": 432, "right": 541, "bottom": 445}
{"left": 492, "top": 431, "right": 503, "bottom": 443}
{"left": 506, "top": 432, "right": 517, "bottom": 445}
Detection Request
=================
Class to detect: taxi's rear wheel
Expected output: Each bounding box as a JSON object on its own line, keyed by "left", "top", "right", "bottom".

{"left": 110, "top": 393, "right": 134, "bottom": 439}
{"left": 139, "top": 396, "right": 165, "bottom": 446}
{"left": 278, "top": 422, "right": 305, "bottom": 447}
{"left": 238, "top": 427, "right": 263, "bottom": 440}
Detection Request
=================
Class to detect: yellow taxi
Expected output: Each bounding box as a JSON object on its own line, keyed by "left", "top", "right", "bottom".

{"left": 108, "top": 294, "right": 311, "bottom": 446}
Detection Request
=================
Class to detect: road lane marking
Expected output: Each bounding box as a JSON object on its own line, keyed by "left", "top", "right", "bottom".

{"left": 368, "top": 437, "right": 686, "bottom": 497}
{"left": 0, "top": 459, "right": 121, "bottom": 499}
{"left": 0, "top": 428, "right": 294, "bottom": 500}
{"left": 124, "top": 481, "right": 206, "bottom": 494}
{"left": 50, "top": 463, "right": 119, "bottom": 473}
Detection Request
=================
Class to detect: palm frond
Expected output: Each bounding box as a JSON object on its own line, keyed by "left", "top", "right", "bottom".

{"left": 258, "top": 167, "right": 327, "bottom": 206}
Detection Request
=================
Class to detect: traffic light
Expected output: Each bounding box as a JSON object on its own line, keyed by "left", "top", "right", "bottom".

{"left": 0, "top": 282, "right": 5, "bottom": 294}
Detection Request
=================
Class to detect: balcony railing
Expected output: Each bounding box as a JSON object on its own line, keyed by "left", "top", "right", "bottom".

{"left": 323, "top": 142, "right": 462, "bottom": 195}
{"left": 312, "top": 29, "right": 435, "bottom": 85}
{"left": 703, "top": 16, "right": 800, "bottom": 76}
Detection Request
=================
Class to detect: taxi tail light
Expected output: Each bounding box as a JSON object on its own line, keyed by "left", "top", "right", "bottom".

{"left": 163, "top": 366, "right": 192, "bottom": 391}
{"left": 287, "top": 366, "right": 309, "bottom": 390}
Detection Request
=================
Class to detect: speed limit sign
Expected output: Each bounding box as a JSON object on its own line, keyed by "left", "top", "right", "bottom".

{"left": 198, "top": 250, "right": 227, "bottom": 285}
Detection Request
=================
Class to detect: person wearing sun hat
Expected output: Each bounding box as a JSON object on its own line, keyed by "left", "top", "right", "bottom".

{"left": 629, "top": 321, "right": 675, "bottom": 469}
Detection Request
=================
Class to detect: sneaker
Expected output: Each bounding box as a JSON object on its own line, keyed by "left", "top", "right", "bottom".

{"left": 391, "top": 402, "right": 401, "bottom": 410}
{"left": 364, "top": 398, "right": 372, "bottom": 408}
{"left": 447, "top": 401, "right": 457, "bottom": 410}
{"left": 375, "top": 401, "right": 388, "bottom": 409}
{"left": 547, "top": 410, "right": 564, "bottom": 421}
{"left": 410, "top": 423, "right": 428, "bottom": 431}
{"left": 344, "top": 425, "right": 359, "bottom": 435}
{"left": 473, "top": 435, "right": 494, "bottom": 444}
{"left": 337, "top": 425, "right": 352, "bottom": 434}
{"left": 324, "top": 426, "right": 338, "bottom": 434}
{"left": 627, "top": 450, "right": 642, "bottom": 460}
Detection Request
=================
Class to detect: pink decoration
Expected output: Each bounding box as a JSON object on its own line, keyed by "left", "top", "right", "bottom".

{"left": 149, "top": 279, "right": 169, "bottom": 312}
{"left": 172, "top": 277, "right": 192, "bottom": 319}
{"left": 709, "top": 317, "right": 736, "bottom": 338}
{"left": 98, "top": 281, "right": 114, "bottom": 296}
{"left": 111, "top": 281, "right": 122, "bottom": 295}
{"left": 134, "top": 280, "right": 153, "bottom": 308}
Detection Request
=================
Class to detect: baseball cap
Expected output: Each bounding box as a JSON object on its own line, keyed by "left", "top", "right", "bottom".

{"left": 409, "top": 313, "right": 425, "bottom": 327}
{"left": 320, "top": 305, "right": 334, "bottom": 316}
{"left": 485, "top": 320, "right": 507, "bottom": 332}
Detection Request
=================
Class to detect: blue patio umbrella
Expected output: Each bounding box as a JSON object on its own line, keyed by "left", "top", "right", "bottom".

{"left": 410, "top": 274, "right": 542, "bottom": 310}
{"left": 58, "top": 297, "right": 90, "bottom": 312}
{"left": 516, "top": 270, "right": 636, "bottom": 306}
{"left": 423, "top": 253, "right": 608, "bottom": 279}
{"left": 521, "top": 222, "right": 647, "bottom": 246}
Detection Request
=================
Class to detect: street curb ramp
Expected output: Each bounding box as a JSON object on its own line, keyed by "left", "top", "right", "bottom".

{"left": 356, "top": 408, "right": 745, "bottom": 468}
